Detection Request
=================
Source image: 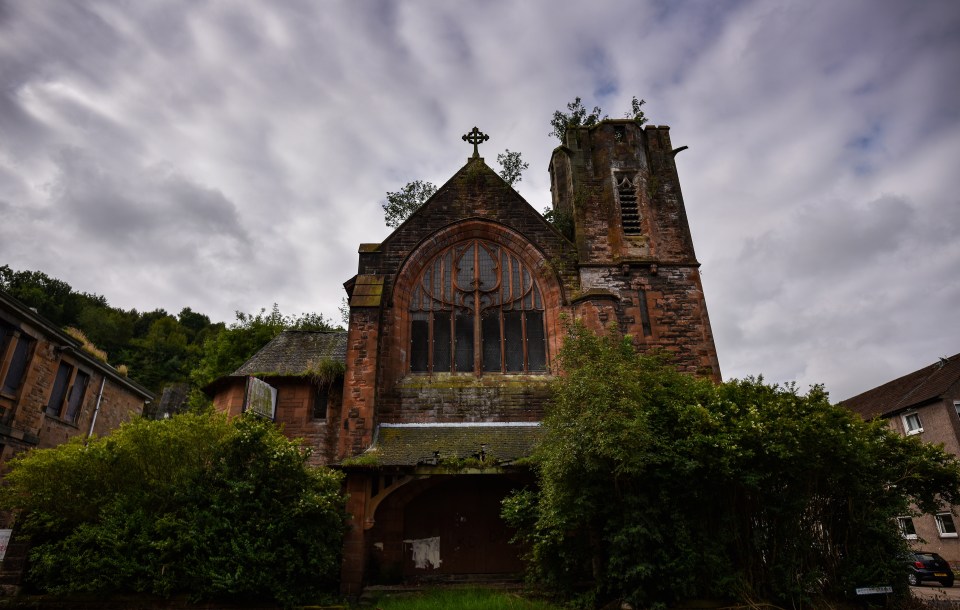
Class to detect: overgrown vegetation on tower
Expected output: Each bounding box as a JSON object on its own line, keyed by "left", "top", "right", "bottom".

{"left": 548, "top": 95, "right": 647, "bottom": 141}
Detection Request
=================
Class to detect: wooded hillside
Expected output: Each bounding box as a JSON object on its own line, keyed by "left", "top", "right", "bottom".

{"left": 0, "top": 265, "right": 339, "bottom": 415}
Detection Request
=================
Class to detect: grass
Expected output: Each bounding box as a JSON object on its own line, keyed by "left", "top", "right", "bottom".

{"left": 365, "top": 587, "right": 563, "bottom": 610}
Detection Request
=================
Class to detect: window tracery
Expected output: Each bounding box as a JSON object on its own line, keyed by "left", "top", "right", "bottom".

{"left": 409, "top": 239, "right": 546, "bottom": 374}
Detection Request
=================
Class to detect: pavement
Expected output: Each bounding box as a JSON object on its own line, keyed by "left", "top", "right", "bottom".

{"left": 912, "top": 583, "right": 960, "bottom": 601}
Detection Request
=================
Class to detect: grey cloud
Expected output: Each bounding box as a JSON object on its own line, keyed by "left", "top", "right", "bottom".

{"left": 740, "top": 195, "right": 917, "bottom": 278}
{"left": 48, "top": 148, "right": 249, "bottom": 255}
{"left": 0, "top": 0, "right": 957, "bottom": 400}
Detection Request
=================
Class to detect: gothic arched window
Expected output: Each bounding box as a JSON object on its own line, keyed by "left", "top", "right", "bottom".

{"left": 409, "top": 239, "right": 547, "bottom": 374}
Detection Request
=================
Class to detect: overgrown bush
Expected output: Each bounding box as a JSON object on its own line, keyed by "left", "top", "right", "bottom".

{"left": 504, "top": 323, "right": 960, "bottom": 609}
{"left": 0, "top": 411, "right": 347, "bottom": 607}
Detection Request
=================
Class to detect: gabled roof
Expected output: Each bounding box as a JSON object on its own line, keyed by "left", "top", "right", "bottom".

{"left": 377, "top": 156, "right": 570, "bottom": 255}
{"left": 358, "top": 423, "right": 544, "bottom": 467}
{"left": 841, "top": 353, "right": 960, "bottom": 420}
{"left": 232, "top": 330, "right": 347, "bottom": 376}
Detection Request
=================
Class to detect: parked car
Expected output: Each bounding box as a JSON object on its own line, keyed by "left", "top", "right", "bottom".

{"left": 906, "top": 551, "right": 955, "bottom": 587}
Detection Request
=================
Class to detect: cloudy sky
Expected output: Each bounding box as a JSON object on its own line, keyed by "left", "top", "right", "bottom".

{"left": 1, "top": 1, "right": 958, "bottom": 401}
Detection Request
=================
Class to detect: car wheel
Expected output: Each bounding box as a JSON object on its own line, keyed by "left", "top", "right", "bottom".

{"left": 909, "top": 573, "right": 922, "bottom": 586}
{"left": 941, "top": 578, "right": 954, "bottom": 588}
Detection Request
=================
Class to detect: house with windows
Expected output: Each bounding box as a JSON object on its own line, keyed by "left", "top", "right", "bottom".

{"left": 841, "top": 353, "right": 960, "bottom": 561}
{"left": 207, "top": 329, "right": 347, "bottom": 465}
{"left": 208, "top": 121, "right": 721, "bottom": 593}
{"left": 0, "top": 289, "right": 152, "bottom": 588}
{"left": 0, "top": 290, "right": 153, "bottom": 472}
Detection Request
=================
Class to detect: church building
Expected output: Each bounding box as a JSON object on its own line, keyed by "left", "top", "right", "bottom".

{"left": 209, "top": 120, "right": 720, "bottom": 594}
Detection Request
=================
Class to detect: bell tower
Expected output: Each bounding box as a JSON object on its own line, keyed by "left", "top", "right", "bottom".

{"left": 549, "top": 120, "right": 721, "bottom": 380}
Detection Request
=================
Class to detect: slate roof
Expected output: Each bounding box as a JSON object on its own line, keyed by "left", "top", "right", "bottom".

{"left": 232, "top": 330, "right": 347, "bottom": 376}
{"left": 364, "top": 423, "right": 545, "bottom": 467}
{"left": 841, "top": 353, "right": 960, "bottom": 420}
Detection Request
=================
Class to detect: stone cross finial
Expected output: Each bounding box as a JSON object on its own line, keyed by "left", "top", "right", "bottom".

{"left": 462, "top": 127, "right": 489, "bottom": 159}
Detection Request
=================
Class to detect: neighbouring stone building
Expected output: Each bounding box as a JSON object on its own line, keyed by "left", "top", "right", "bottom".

{"left": 206, "top": 329, "right": 347, "bottom": 465}
{"left": 841, "top": 353, "right": 960, "bottom": 564}
{"left": 0, "top": 289, "right": 153, "bottom": 469}
{"left": 0, "top": 288, "right": 153, "bottom": 587}
{"left": 209, "top": 121, "right": 720, "bottom": 594}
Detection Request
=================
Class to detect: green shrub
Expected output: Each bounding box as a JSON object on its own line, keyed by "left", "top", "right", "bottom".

{"left": 1, "top": 411, "right": 346, "bottom": 606}
{"left": 505, "top": 323, "right": 960, "bottom": 609}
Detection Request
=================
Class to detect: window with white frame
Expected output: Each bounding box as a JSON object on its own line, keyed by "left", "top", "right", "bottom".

{"left": 897, "top": 516, "right": 918, "bottom": 539}
{"left": 936, "top": 513, "right": 958, "bottom": 538}
{"left": 902, "top": 412, "right": 923, "bottom": 435}
{"left": 954, "top": 400, "right": 960, "bottom": 418}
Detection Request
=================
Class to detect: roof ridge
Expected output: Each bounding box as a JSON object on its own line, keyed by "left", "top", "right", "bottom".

{"left": 894, "top": 354, "right": 960, "bottom": 409}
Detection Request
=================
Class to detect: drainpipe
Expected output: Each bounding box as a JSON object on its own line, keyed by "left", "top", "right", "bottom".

{"left": 87, "top": 376, "right": 106, "bottom": 438}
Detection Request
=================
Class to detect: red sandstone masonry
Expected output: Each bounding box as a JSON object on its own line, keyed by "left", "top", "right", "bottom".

{"left": 337, "top": 308, "right": 380, "bottom": 460}
{"left": 551, "top": 122, "right": 720, "bottom": 381}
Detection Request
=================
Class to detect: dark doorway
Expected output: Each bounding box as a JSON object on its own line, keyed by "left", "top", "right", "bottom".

{"left": 401, "top": 476, "right": 522, "bottom": 576}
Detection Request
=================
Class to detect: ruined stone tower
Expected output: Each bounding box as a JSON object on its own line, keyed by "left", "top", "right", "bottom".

{"left": 550, "top": 120, "right": 720, "bottom": 379}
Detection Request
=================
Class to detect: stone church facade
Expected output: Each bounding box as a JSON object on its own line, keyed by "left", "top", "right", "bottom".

{"left": 210, "top": 120, "right": 720, "bottom": 594}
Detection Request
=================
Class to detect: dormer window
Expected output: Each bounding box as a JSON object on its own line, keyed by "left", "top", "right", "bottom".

{"left": 409, "top": 239, "right": 547, "bottom": 374}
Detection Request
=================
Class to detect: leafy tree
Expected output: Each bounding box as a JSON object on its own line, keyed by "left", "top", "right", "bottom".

{"left": 190, "top": 305, "right": 338, "bottom": 394}
{"left": 549, "top": 96, "right": 648, "bottom": 142}
{"left": 625, "top": 95, "right": 647, "bottom": 126}
{"left": 497, "top": 149, "right": 529, "bottom": 187}
{"left": 339, "top": 296, "right": 350, "bottom": 326}
{"left": 382, "top": 180, "right": 438, "bottom": 229}
{"left": 0, "top": 265, "right": 99, "bottom": 326}
{"left": 541, "top": 206, "right": 574, "bottom": 240}
{"left": 177, "top": 307, "right": 212, "bottom": 339}
{"left": 381, "top": 150, "right": 529, "bottom": 227}
{"left": 75, "top": 305, "right": 135, "bottom": 359}
{"left": 549, "top": 97, "right": 606, "bottom": 141}
{"left": 505, "top": 323, "right": 960, "bottom": 609}
{"left": 0, "top": 411, "right": 346, "bottom": 606}
{"left": 125, "top": 315, "right": 191, "bottom": 392}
